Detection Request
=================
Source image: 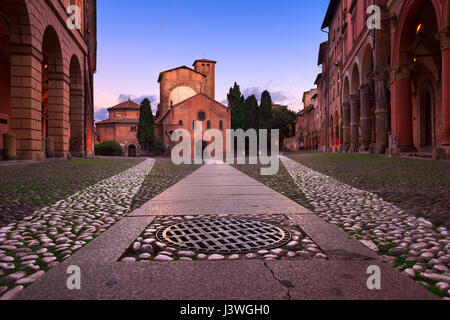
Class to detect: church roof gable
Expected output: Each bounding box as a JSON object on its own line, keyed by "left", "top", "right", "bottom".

{"left": 158, "top": 66, "right": 206, "bottom": 82}
{"left": 107, "top": 100, "right": 140, "bottom": 111}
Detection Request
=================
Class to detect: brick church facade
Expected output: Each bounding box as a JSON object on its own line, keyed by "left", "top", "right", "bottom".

{"left": 95, "top": 59, "right": 231, "bottom": 157}
{"left": 0, "top": 0, "right": 97, "bottom": 160}
{"left": 155, "top": 59, "right": 231, "bottom": 156}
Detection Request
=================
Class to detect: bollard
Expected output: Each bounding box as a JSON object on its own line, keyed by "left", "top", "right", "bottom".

{"left": 45, "top": 136, "right": 55, "bottom": 158}
{"left": 3, "top": 131, "right": 17, "bottom": 161}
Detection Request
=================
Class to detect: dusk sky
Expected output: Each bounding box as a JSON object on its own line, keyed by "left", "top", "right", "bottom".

{"left": 94, "top": 0, "right": 330, "bottom": 121}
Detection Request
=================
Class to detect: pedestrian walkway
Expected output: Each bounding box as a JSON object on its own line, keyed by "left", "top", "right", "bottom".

{"left": 16, "top": 163, "right": 436, "bottom": 300}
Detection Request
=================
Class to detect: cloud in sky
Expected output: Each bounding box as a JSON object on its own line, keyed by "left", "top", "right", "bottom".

{"left": 94, "top": 93, "right": 159, "bottom": 122}
{"left": 94, "top": 108, "right": 109, "bottom": 122}
{"left": 118, "top": 93, "right": 159, "bottom": 107}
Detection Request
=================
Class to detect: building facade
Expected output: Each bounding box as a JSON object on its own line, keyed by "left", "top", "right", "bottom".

{"left": 95, "top": 99, "right": 140, "bottom": 157}
{"left": 301, "top": 89, "right": 320, "bottom": 150}
{"left": 309, "top": 0, "right": 450, "bottom": 159}
{"left": 0, "top": 0, "right": 97, "bottom": 160}
{"left": 155, "top": 59, "right": 231, "bottom": 157}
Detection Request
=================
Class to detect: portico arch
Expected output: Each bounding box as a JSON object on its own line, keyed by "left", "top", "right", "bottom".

{"left": 392, "top": 0, "right": 441, "bottom": 154}
{"left": 350, "top": 63, "right": 361, "bottom": 152}
{"left": 42, "top": 26, "right": 67, "bottom": 158}
{"left": 0, "top": 17, "right": 10, "bottom": 158}
{"left": 69, "top": 55, "right": 84, "bottom": 157}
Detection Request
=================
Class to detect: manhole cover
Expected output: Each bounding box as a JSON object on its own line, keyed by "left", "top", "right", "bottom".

{"left": 156, "top": 218, "right": 292, "bottom": 254}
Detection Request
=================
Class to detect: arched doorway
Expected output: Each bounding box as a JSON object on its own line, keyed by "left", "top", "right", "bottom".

{"left": 0, "top": 17, "right": 10, "bottom": 159}
{"left": 350, "top": 63, "right": 361, "bottom": 152}
{"left": 69, "top": 56, "right": 84, "bottom": 157}
{"left": 42, "top": 26, "right": 65, "bottom": 158}
{"left": 393, "top": 0, "right": 441, "bottom": 153}
{"left": 418, "top": 83, "right": 435, "bottom": 151}
{"left": 128, "top": 145, "right": 137, "bottom": 157}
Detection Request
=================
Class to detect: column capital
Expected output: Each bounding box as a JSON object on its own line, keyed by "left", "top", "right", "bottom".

{"left": 436, "top": 26, "right": 450, "bottom": 50}
{"left": 374, "top": 65, "right": 389, "bottom": 81}
{"left": 390, "top": 64, "right": 414, "bottom": 83}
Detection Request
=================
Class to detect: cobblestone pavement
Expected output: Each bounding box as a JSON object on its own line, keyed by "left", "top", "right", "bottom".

{"left": 0, "top": 158, "right": 143, "bottom": 227}
{"left": 280, "top": 155, "right": 450, "bottom": 298}
{"left": 287, "top": 152, "right": 450, "bottom": 225}
{"left": 119, "top": 214, "right": 327, "bottom": 262}
{"left": 0, "top": 159, "right": 155, "bottom": 300}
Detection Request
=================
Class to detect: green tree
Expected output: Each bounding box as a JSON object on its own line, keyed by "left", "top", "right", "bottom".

{"left": 137, "top": 98, "right": 155, "bottom": 153}
{"left": 258, "top": 90, "right": 273, "bottom": 130}
{"left": 271, "top": 104, "right": 297, "bottom": 141}
{"left": 244, "top": 95, "right": 258, "bottom": 131}
{"left": 228, "top": 82, "right": 246, "bottom": 130}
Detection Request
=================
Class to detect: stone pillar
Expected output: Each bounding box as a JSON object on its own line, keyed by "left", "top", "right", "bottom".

{"left": 437, "top": 27, "right": 450, "bottom": 158}
{"left": 342, "top": 100, "right": 350, "bottom": 152}
{"left": 47, "top": 71, "right": 70, "bottom": 158}
{"left": 9, "top": 44, "right": 44, "bottom": 160}
{"left": 390, "top": 64, "right": 415, "bottom": 152}
{"left": 349, "top": 94, "right": 360, "bottom": 152}
{"left": 360, "top": 84, "right": 372, "bottom": 151}
{"left": 374, "top": 66, "right": 389, "bottom": 154}
{"left": 69, "top": 87, "right": 85, "bottom": 158}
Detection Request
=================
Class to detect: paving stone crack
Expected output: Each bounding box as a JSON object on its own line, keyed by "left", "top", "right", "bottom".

{"left": 263, "top": 260, "right": 293, "bottom": 300}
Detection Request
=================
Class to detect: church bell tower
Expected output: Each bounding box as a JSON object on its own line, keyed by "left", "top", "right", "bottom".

{"left": 193, "top": 59, "right": 216, "bottom": 100}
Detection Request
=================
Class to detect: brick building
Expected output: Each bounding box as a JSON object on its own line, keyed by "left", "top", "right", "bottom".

{"left": 0, "top": 0, "right": 97, "bottom": 160}
{"left": 309, "top": 0, "right": 450, "bottom": 159}
{"left": 301, "top": 89, "right": 320, "bottom": 150}
{"left": 95, "top": 99, "right": 140, "bottom": 157}
{"left": 155, "top": 59, "right": 231, "bottom": 156}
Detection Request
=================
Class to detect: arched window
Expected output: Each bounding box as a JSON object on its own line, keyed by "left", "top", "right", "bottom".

{"left": 202, "top": 64, "right": 205, "bottom": 73}
{"left": 207, "top": 120, "right": 211, "bottom": 129}
{"left": 219, "top": 120, "right": 223, "bottom": 130}
{"left": 179, "top": 120, "right": 183, "bottom": 126}
{"left": 207, "top": 64, "right": 210, "bottom": 73}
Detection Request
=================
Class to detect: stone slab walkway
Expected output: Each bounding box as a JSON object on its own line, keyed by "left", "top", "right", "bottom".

{"left": 15, "top": 163, "right": 436, "bottom": 300}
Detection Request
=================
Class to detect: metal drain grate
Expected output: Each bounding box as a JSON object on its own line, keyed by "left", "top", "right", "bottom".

{"left": 156, "top": 218, "right": 292, "bottom": 254}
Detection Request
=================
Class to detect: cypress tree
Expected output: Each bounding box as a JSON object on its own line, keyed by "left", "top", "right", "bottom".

{"left": 137, "top": 98, "right": 155, "bottom": 153}
{"left": 228, "top": 82, "right": 246, "bottom": 130}
{"left": 258, "top": 90, "right": 273, "bottom": 130}
{"left": 244, "top": 94, "right": 258, "bottom": 131}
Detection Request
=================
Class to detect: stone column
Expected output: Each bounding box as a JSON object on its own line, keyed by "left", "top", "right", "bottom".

{"left": 390, "top": 64, "right": 415, "bottom": 152}
{"left": 360, "top": 84, "right": 372, "bottom": 151}
{"left": 437, "top": 27, "right": 450, "bottom": 158}
{"left": 349, "top": 94, "right": 360, "bottom": 152}
{"left": 342, "top": 100, "right": 350, "bottom": 152}
{"left": 374, "top": 66, "right": 389, "bottom": 154}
